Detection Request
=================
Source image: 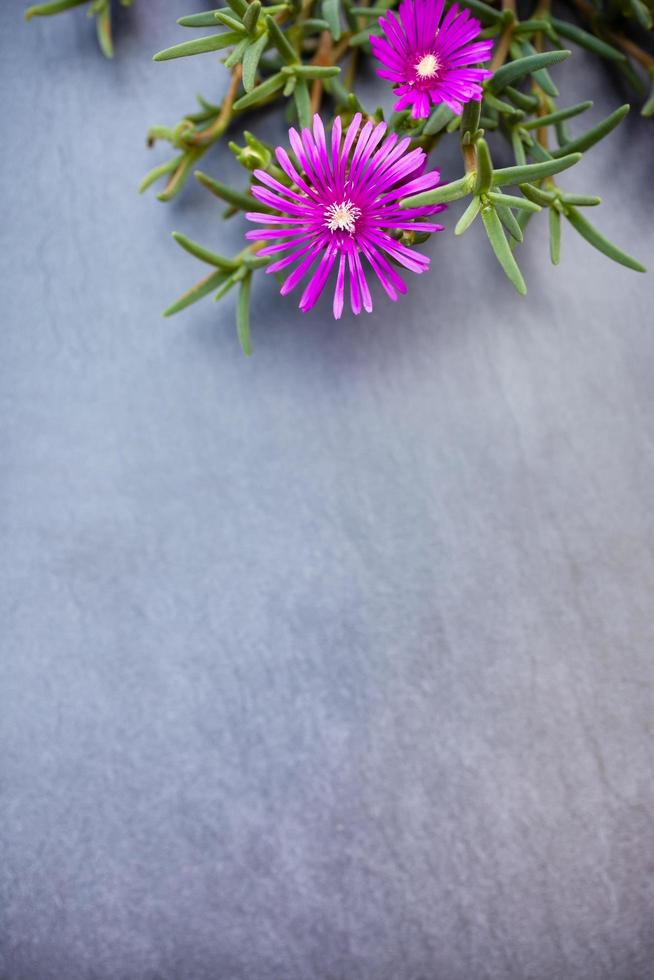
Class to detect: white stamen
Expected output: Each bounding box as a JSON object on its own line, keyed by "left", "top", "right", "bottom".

{"left": 415, "top": 53, "right": 440, "bottom": 79}
{"left": 325, "top": 199, "right": 362, "bottom": 234}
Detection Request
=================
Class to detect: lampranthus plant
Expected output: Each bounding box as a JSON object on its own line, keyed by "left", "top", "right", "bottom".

{"left": 21, "top": 0, "right": 652, "bottom": 355}
{"left": 141, "top": 0, "right": 654, "bottom": 353}
{"left": 137, "top": 0, "right": 650, "bottom": 353}
{"left": 370, "top": 0, "right": 493, "bottom": 118}
{"left": 246, "top": 113, "right": 444, "bottom": 317}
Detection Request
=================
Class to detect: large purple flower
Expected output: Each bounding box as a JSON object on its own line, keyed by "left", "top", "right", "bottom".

{"left": 245, "top": 113, "right": 444, "bottom": 318}
{"left": 370, "top": 0, "right": 493, "bottom": 119}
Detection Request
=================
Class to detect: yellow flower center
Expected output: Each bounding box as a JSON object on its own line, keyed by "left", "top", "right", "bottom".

{"left": 325, "top": 199, "right": 362, "bottom": 234}
{"left": 415, "top": 53, "right": 440, "bottom": 79}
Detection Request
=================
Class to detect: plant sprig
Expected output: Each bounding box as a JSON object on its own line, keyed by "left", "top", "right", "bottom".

{"left": 24, "top": 0, "right": 648, "bottom": 350}
{"left": 146, "top": 0, "right": 646, "bottom": 351}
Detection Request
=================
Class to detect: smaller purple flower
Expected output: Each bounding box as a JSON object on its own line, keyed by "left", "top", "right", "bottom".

{"left": 370, "top": 0, "right": 493, "bottom": 119}
{"left": 245, "top": 113, "right": 445, "bottom": 319}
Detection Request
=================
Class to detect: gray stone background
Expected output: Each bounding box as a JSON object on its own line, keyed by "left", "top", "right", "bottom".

{"left": 1, "top": 2, "right": 653, "bottom": 978}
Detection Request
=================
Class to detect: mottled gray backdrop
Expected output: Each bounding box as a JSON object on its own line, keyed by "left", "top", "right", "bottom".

{"left": 1, "top": 2, "right": 654, "bottom": 978}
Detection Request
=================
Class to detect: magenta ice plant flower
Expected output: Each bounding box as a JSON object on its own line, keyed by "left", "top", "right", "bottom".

{"left": 245, "top": 113, "right": 444, "bottom": 319}
{"left": 370, "top": 0, "right": 493, "bottom": 119}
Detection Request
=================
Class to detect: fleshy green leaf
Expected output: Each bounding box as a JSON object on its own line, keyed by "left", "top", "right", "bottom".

{"left": 293, "top": 78, "right": 312, "bottom": 129}
{"left": 519, "top": 182, "right": 557, "bottom": 206}
{"left": 225, "top": 0, "right": 248, "bottom": 16}
{"left": 139, "top": 154, "right": 184, "bottom": 194}
{"left": 322, "top": 0, "right": 341, "bottom": 39}
{"left": 243, "top": 1, "right": 261, "bottom": 34}
{"left": 242, "top": 31, "right": 269, "bottom": 91}
{"left": 484, "top": 92, "right": 523, "bottom": 117}
{"left": 401, "top": 173, "right": 475, "bottom": 207}
{"left": 423, "top": 104, "right": 455, "bottom": 135}
{"left": 301, "top": 18, "right": 330, "bottom": 31}
{"left": 549, "top": 207, "right": 561, "bottom": 265}
{"left": 25, "top": 0, "right": 88, "bottom": 18}
{"left": 157, "top": 150, "right": 203, "bottom": 202}
{"left": 237, "top": 273, "right": 253, "bottom": 355}
{"left": 629, "top": 0, "right": 653, "bottom": 29}
{"left": 171, "top": 232, "right": 239, "bottom": 270}
{"left": 194, "top": 171, "right": 266, "bottom": 212}
{"left": 564, "top": 207, "right": 646, "bottom": 272}
{"left": 95, "top": 4, "right": 113, "bottom": 57}
{"left": 223, "top": 36, "right": 250, "bottom": 68}
{"left": 496, "top": 204, "right": 524, "bottom": 243}
{"left": 213, "top": 271, "right": 242, "bottom": 301}
{"left": 214, "top": 10, "right": 246, "bottom": 32}
{"left": 518, "top": 40, "right": 562, "bottom": 97}
{"left": 488, "top": 191, "right": 541, "bottom": 213}
{"left": 458, "top": 0, "right": 503, "bottom": 22}
{"left": 474, "top": 138, "right": 493, "bottom": 194}
{"left": 510, "top": 208, "right": 535, "bottom": 250}
{"left": 178, "top": 11, "right": 226, "bottom": 28}
{"left": 348, "top": 25, "right": 382, "bottom": 45}
{"left": 164, "top": 268, "right": 229, "bottom": 317}
{"left": 488, "top": 49, "right": 570, "bottom": 93}
{"left": 232, "top": 70, "right": 286, "bottom": 110}
{"left": 552, "top": 104, "right": 629, "bottom": 158}
{"left": 521, "top": 101, "right": 593, "bottom": 130}
{"left": 455, "top": 196, "right": 481, "bottom": 235}
{"left": 514, "top": 17, "right": 552, "bottom": 35}
{"left": 504, "top": 86, "right": 540, "bottom": 111}
{"left": 511, "top": 128, "right": 527, "bottom": 166}
{"left": 348, "top": 5, "right": 390, "bottom": 15}
{"left": 559, "top": 193, "right": 601, "bottom": 206}
{"left": 283, "top": 64, "right": 341, "bottom": 77}
{"left": 642, "top": 75, "right": 654, "bottom": 118}
{"left": 555, "top": 118, "right": 572, "bottom": 146}
{"left": 550, "top": 17, "right": 626, "bottom": 62}
{"left": 153, "top": 31, "right": 242, "bottom": 61}
{"left": 265, "top": 15, "right": 298, "bottom": 64}
{"left": 460, "top": 98, "right": 481, "bottom": 139}
{"left": 282, "top": 74, "right": 296, "bottom": 97}
{"left": 526, "top": 140, "right": 554, "bottom": 163}
{"left": 481, "top": 205, "right": 527, "bottom": 294}
{"left": 492, "top": 152, "right": 581, "bottom": 187}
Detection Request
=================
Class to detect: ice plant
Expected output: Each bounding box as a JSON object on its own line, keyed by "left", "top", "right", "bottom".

{"left": 245, "top": 113, "right": 445, "bottom": 318}
{"left": 143, "top": 0, "right": 647, "bottom": 352}
{"left": 20, "top": 0, "right": 652, "bottom": 353}
{"left": 370, "top": 0, "right": 493, "bottom": 118}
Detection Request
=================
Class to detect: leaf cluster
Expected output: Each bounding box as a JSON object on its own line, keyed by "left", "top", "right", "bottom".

{"left": 143, "top": 0, "right": 647, "bottom": 351}
{"left": 24, "top": 0, "right": 650, "bottom": 350}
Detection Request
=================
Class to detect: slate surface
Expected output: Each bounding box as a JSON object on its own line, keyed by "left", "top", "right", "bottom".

{"left": 1, "top": 3, "right": 654, "bottom": 978}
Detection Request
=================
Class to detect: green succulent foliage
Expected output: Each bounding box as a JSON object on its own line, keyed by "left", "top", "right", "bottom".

{"left": 26, "top": 0, "right": 650, "bottom": 351}
{"left": 403, "top": 94, "right": 646, "bottom": 287}
{"left": 25, "top": 0, "right": 135, "bottom": 57}
{"left": 145, "top": 0, "right": 647, "bottom": 352}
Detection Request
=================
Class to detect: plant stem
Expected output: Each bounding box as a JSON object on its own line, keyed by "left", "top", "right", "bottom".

{"left": 490, "top": 0, "right": 517, "bottom": 71}
{"left": 462, "top": 142, "right": 477, "bottom": 173}
{"left": 187, "top": 65, "right": 243, "bottom": 147}
{"left": 310, "top": 30, "right": 334, "bottom": 114}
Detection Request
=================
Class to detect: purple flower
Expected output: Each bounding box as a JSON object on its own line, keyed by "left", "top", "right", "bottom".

{"left": 245, "top": 113, "right": 444, "bottom": 319}
{"left": 370, "top": 0, "right": 493, "bottom": 119}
